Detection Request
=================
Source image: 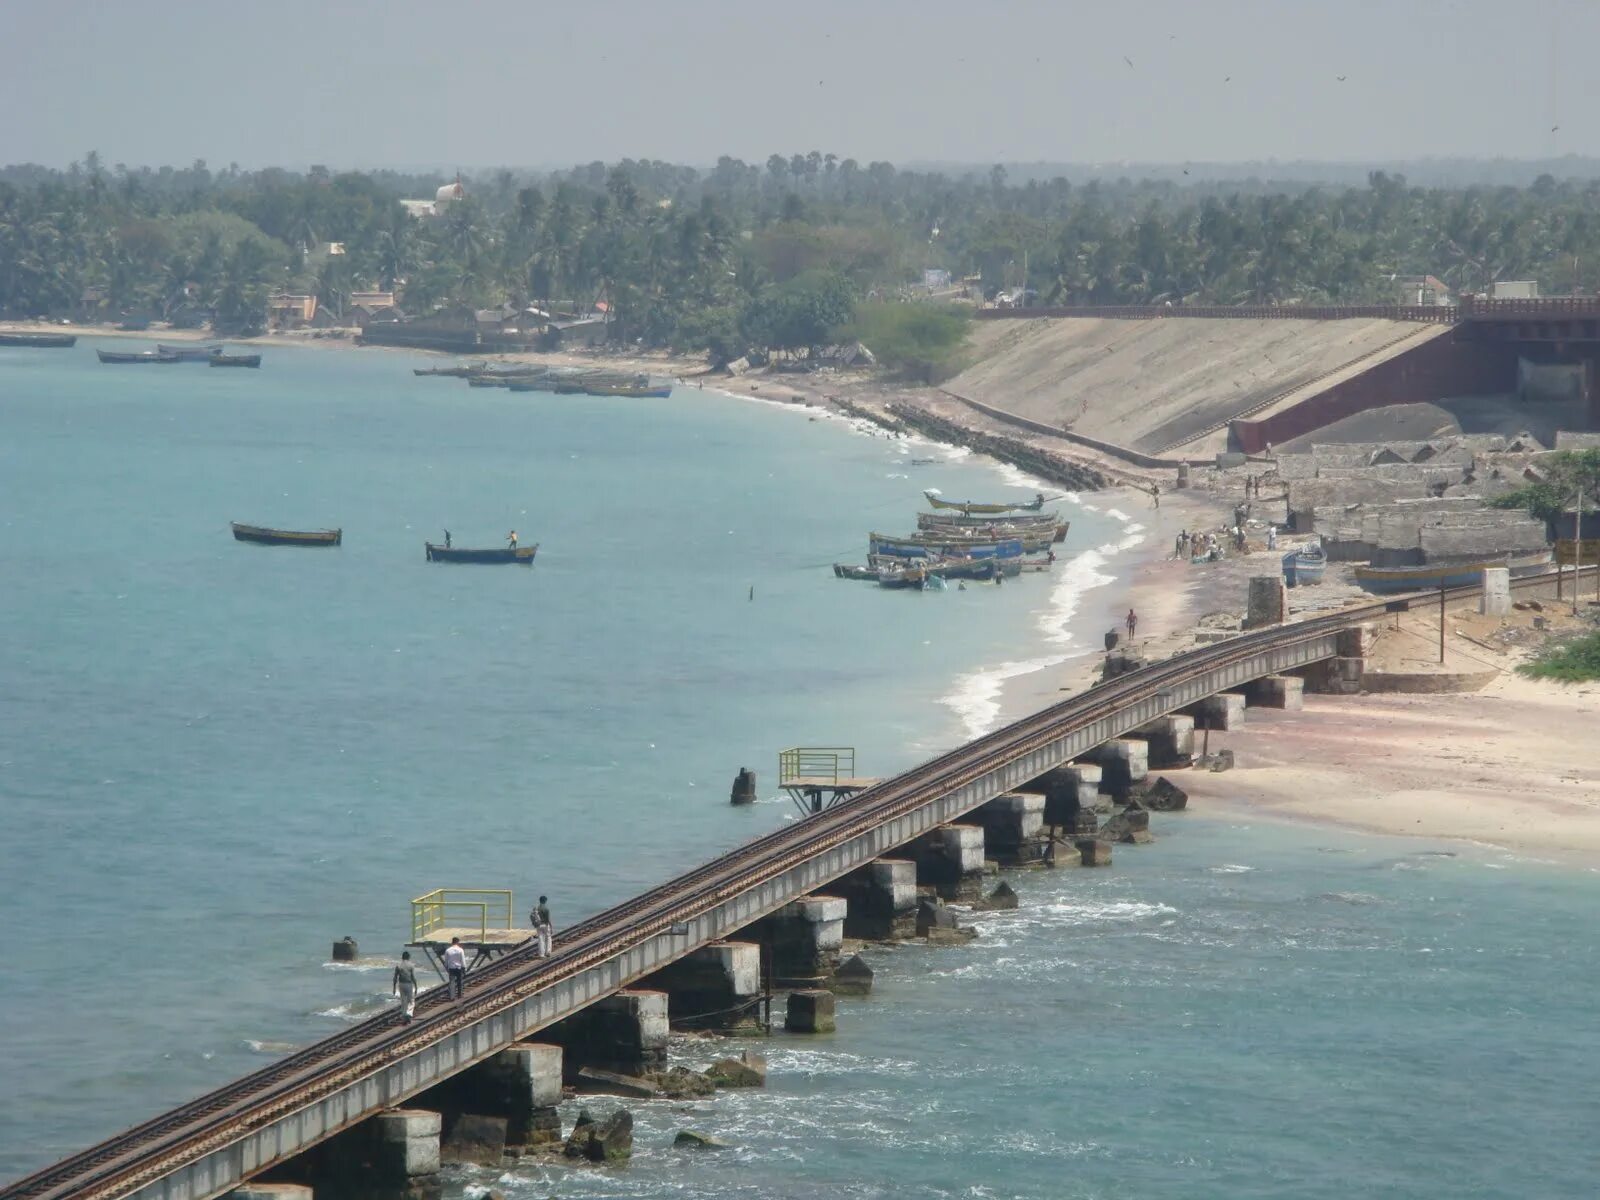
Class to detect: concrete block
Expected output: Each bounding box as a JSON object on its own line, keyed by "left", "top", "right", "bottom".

{"left": 971, "top": 792, "right": 1048, "bottom": 865}
{"left": 907, "top": 824, "right": 987, "bottom": 900}
{"left": 1033, "top": 764, "right": 1103, "bottom": 824}
{"left": 549, "top": 990, "right": 668, "bottom": 1079}
{"left": 1137, "top": 715, "right": 1195, "bottom": 768}
{"left": 1335, "top": 623, "right": 1376, "bottom": 657}
{"left": 368, "top": 1109, "right": 442, "bottom": 1178}
{"left": 785, "top": 989, "right": 837, "bottom": 1034}
{"left": 830, "top": 954, "right": 874, "bottom": 996}
{"left": 1086, "top": 739, "right": 1148, "bottom": 797}
{"left": 1480, "top": 566, "right": 1511, "bottom": 616}
{"left": 440, "top": 1113, "right": 507, "bottom": 1166}
{"left": 230, "top": 1186, "right": 314, "bottom": 1200}
{"left": 1077, "top": 839, "right": 1113, "bottom": 867}
{"left": 491, "top": 1044, "right": 563, "bottom": 1110}
{"left": 1243, "top": 575, "right": 1288, "bottom": 627}
{"left": 1187, "top": 692, "right": 1246, "bottom": 731}
{"left": 1245, "top": 674, "right": 1304, "bottom": 710}
{"left": 837, "top": 859, "right": 917, "bottom": 940}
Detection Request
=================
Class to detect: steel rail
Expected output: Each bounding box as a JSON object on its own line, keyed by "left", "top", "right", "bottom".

{"left": 5, "top": 565, "right": 1590, "bottom": 1200}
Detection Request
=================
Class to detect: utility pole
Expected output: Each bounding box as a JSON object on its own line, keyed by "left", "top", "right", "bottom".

{"left": 1574, "top": 488, "right": 1584, "bottom": 617}
{"left": 1439, "top": 585, "right": 1446, "bottom": 664}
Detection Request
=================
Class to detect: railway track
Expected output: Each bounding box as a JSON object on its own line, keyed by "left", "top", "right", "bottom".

{"left": 5, "top": 564, "right": 1589, "bottom": 1200}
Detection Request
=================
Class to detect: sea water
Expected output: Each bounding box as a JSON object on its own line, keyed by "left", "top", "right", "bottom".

{"left": 2, "top": 343, "right": 1595, "bottom": 1198}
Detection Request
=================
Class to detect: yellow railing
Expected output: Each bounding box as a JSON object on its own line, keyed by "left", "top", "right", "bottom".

{"left": 410, "top": 889, "right": 514, "bottom": 942}
{"left": 779, "top": 747, "right": 855, "bottom": 786}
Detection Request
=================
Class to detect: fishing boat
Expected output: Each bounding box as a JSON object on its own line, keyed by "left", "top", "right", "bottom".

{"left": 506, "top": 377, "right": 555, "bottom": 393}
{"left": 926, "top": 557, "right": 999, "bottom": 581}
{"left": 923, "top": 489, "right": 1049, "bottom": 514}
{"left": 414, "top": 365, "right": 480, "bottom": 377}
{"left": 918, "top": 515, "right": 1070, "bottom": 545}
{"left": 1352, "top": 550, "right": 1551, "bottom": 595}
{"left": 591, "top": 380, "right": 673, "bottom": 398}
{"left": 551, "top": 372, "right": 672, "bottom": 398}
{"left": 1281, "top": 541, "right": 1328, "bottom": 587}
{"left": 0, "top": 331, "right": 77, "bottom": 348}
{"left": 870, "top": 532, "right": 1025, "bottom": 559}
{"left": 833, "top": 563, "right": 879, "bottom": 580}
{"left": 231, "top": 522, "right": 341, "bottom": 547}
{"left": 97, "top": 348, "right": 179, "bottom": 364}
{"left": 157, "top": 343, "right": 224, "bottom": 361}
{"left": 210, "top": 353, "right": 261, "bottom": 368}
{"left": 908, "top": 457, "right": 937, "bottom": 466}
{"left": 425, "top": 542, "right": 539, "bottom": 565}
{"left": 877, "top": 562, "right": 928, "bottom": 589}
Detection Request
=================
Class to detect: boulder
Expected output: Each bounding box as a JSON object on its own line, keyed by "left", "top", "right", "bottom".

{"left": 646, "top": 1067, "right": 716, "bottom": 1099}
{"left": 830, "top": 954, "right": 874, "bottom": 997}
{"left": 706, "top": 1053, "right": 766, "bottom": 1088}
{"left": 441, "top": 1114, "right": 507, "bottom": 1166}
{"left": 915, "top": 898, "right": 958, "bottom": 935}
{"left": 576, "top": 1067, "right": 659, "bottom": 1099}
{"left": 563, "top": 1108, "right": 633, "bottom": 1162}
{"left": 785, "top": 989, "right": 837, "bottom": 1034}
{"left": 972, "top": 881, "right": 1019, "bottom": 911}
{"left": 1144, "top": 777, "right": 1189, "bottom": 812}
{"left": 673, "top": 1129, "right": 731, "bottom": 1149}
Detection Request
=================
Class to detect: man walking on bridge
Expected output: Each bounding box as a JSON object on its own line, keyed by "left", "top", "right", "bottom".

{"left": 393, "top": 951, "right": 418, "bottom": 1022}
{"left": 443, "top": 937, "right": 467, "bottom": 1000}
{"left": 534, "top": 895, "right": 554, "bottom": 957}
{"left": 1126, "top": 608, "right": 1138, "bottom": 641}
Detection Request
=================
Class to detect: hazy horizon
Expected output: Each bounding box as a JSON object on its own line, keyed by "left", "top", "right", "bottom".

{"left": 1, "top": 0, "right": 1595, "bottom": 171}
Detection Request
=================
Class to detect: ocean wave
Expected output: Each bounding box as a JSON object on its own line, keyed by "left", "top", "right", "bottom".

{"left": 1105, "top": 507, "right": 1130, "bottom": 520}
{"left": 244, "top": 1039, "right": 299, "bottom": 1054}
{"left": 939, "top": 652, "right": 1073, "bottom": 740}
{"left": 1207, "top": 864, "right": 1255, "bottom": 874}
{"left": 321, "top": 957, "right": 393, "bottom": 973}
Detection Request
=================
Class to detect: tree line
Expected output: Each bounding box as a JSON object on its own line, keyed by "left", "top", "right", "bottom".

{"left": 2, "top": 152, "right": 1599, "bottom": 366}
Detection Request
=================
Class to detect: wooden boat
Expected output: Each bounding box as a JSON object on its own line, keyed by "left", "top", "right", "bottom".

{"left": 926, "top": 557, "right": 999, "bottom": 581}
{"left": 210, "top": 353, "right": 261, "bottom": 368}
{"left": 551, "top": 372, "right": 672, "bottom": 398}
{"left": 1281, "top": 542, "right": 1327, "bottom": 587}
{"left": 232, "top": 522, "right": 342, "bottom": 546}
{"left": 506, "top": 377, "right": 554, "bottom": 392}
{"left": 97, "top": 348, "right": 179, "bottom": 364}
{"left": 425, "top": 542, "right": 539, "bottom": 565}
{"left": 833, "top": 563, "right": 879, "bottom": 580}
{"left": 919, "top": 514, "right": 1070, "bottom": 544}
{"left": 877, "top": 562, "right": 928, "bottom": 589}
{"left": 1353, "top": 551, "right": 1550, "bottom": 595}
{"left": 923, "top": 489, "right": 1049, "bottom": 514}
{"left": 589, "top": 380, "right": 672, "bottom": 398}
{"left": 157, "top": 343, "right": 223, "bottom": 361}
{"left": 0, "top": 331, "right": 77, "bottom": 348}
{"left": 870, "top": 532, "right": 1025, "bottom": 560}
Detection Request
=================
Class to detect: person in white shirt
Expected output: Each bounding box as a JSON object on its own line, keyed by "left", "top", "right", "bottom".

{"left": 442, "top": 938, "right": 467, "bottom": 1000}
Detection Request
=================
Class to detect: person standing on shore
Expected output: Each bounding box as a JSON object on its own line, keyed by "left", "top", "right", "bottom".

{"left": 443, "top": 937, "right": 467, "bottom": 1000}
{"left": 1126, "top": 608, "right": 1138, "bottom": 640}
{"left": 1151, "top": 484, "right": 1161, "bottom": 509}
{"left": 536, "top": 895, "right": 553, "bottom": 957}
{"left": 393, "top": 951, "right": 418, "bottom": 1022}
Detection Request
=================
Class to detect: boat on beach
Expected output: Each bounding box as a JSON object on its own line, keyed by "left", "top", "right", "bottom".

{"left": 97, "top": 348, "right": 179, "bottom": 364}
{"left": 1352, "top": 550, "right": 1550, "bottom": 594}
{"left": 425, "top": 542, "right": 538, "bottom": 565}
{"left": 923, "top": 490, "right": 1050, "bottom": 514}
{"left": 877, "top": 561, "right": 929, "bottom": 589}
{"left": 210, "top": 353, "right": 261, "bottom": 368}
{"left": 1281, "top": 541, "right": 1327, "bottom": 586}
{"left": 231, "top": 522, "right": 342, "bottom": 547}
{"left": 0, "top": 331, "right": 77, "bottom": 348}
{"left": 157, "top": 343, "right": 224, "bottom": 361}
{"left": 918, "top": 515, "right": 1070, "bottom": 545}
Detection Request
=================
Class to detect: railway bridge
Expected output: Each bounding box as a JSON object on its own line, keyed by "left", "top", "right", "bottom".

{"left": 3, "top": 568, "right": 1582, "bottom": 1200}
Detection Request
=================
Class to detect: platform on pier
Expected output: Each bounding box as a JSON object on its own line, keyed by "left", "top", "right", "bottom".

{"left": 408, "top": 888, "right": 533, "bottom": 972}
{"left": 778, "top": 747, "right": 880, "bottom": 812}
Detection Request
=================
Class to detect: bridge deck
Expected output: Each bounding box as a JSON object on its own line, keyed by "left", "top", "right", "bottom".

{"left": 6, "top": 565, "right": 1591, "bottom": 1200}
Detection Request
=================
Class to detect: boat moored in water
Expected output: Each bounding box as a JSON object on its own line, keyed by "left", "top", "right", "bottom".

{"left": 870, "top": 532, "right": 1025, "bottom": 559}
{"left": 0, "top": 331, "right": 77, "bottom": 348}
{"left": 923, "top": 489, "right": 1050, "bottom": 514}
{"left": 210, "top": 353, "right": 261, "bottom": 368}
{"left": 157, "top": 343, "right": 224, "bottom": 361}
{"left": 425, "top": 542, "right": 539, "bottom": 565}
{"left": 97, "top": 348, "right": 180, "bottom": 364}
{"left": 231, "top": 522, "right": 342, "bottom": 546}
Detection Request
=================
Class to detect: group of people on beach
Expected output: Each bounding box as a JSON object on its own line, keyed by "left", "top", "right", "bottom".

{"left": 389, "top": 895, "right": 554, "bottom": 1023}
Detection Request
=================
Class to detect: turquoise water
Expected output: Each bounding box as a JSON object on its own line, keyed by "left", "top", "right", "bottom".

{"left": 2, "top": 343, "right": 1596, "bottom": 1198}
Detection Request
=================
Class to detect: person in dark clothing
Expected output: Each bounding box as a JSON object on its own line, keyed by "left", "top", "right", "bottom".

{"left": 535, "top": 896, "right": 553, "bottom": 957}
{"left": 1126, "top": 608, "right": 1138, "bottom": 639}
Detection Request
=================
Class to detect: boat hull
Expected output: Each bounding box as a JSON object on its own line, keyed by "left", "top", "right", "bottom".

{"left": 232, "top": 523, "right": 341, "bottom": 546}
{"left": 97, "top": 349, "right": 179, "bottom": 364}
{"left": 425, "top": 543, "right": 539, "bottom": 564}
{"left": 0, "top": 332, "right": 76, "bottom": 348}
{"left": 923, "top": 489, "right": 1045, "bottom": 514}
{"left": 157, "top": 343, "right": 223, "bottom": 361}
{"left": 210, "top": 354, "right": 261, "bottom": 368}
{"left": 1353, "top": 552, "right": 1551, "bottom": 594}
{"left": 870, "top": 533, "right": 1026, "bottom": 559}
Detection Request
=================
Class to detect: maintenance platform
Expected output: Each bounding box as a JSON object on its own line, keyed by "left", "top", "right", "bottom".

{"left": 405, "top": 888, "right": 534, "bottom": 978}
{"left": 779, "top": 747, "right": 879, "bottom": 813}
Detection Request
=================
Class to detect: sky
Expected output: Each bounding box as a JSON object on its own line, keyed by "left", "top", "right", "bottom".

{"left": 0, "top": 0, "right": 1595, "bottom": 171}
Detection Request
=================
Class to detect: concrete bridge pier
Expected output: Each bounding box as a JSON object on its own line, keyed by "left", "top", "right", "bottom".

{"left": 1083, "top": 738, "right": 1149, "bottom": 802}
{"left": 641, "top": 941, "right": 763, "bottom": 1032}
{"left": 746, "top": 897, "right": 847, "bottom": 988}
{"left": 1185, "top": 692, "right": 1246, "bottom": 731}
{"left": 547, "top": 989, "right": 669, "bottom": 1082}
{"left": 370, "top": 1110, "right": 444, "bottom": 1181}
{"left": 229, "top": 1186, "right": 314, "bottom": 1200}
{"left": 1136, "top": 715, "right": 1195, "bottom": 769}
{"left": 470, "top": 1045, "right": 564, "bottom": 1147}
{"left": 905, "top": 823, "right": 986, "bottom": 900}
{"left": 1244, "top": 674, "right": 1304, "bottom": 710}
{"left": 835, "top": 858, "right": 918, "bottom": 940}
{"left": 970, "top": 793, "right": 1049, "bottom": 866}
{"left": 1031, "top": 764, "right": 1105, "bottom": 828}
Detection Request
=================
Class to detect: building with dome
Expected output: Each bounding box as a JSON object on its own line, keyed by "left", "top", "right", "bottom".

{"left": 399, "top": 175, "right": 466, "bottom": 219}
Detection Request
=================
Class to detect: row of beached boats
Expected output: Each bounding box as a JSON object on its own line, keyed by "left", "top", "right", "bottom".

{"left": 230, "top": 523, "right": 537, "bottom": 564}
{"left": 97, "top": 344, "right": 261, "bottom": 367}
{"left": 414, "top": 362, "right": 671, "bottom": 398}
{"left": 836, "top": 490, "right": 1069, "bottom": 589}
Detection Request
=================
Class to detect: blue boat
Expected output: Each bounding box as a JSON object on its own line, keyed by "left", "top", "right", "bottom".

{"left": 869, "top": 532, "right": 1024, "bottom": 560}
{"left": 1353, "top": 551, "right": 1550, "bottom": 594}
{"left": 1282, "top": 541, "right": 1327, "bottom": 587}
